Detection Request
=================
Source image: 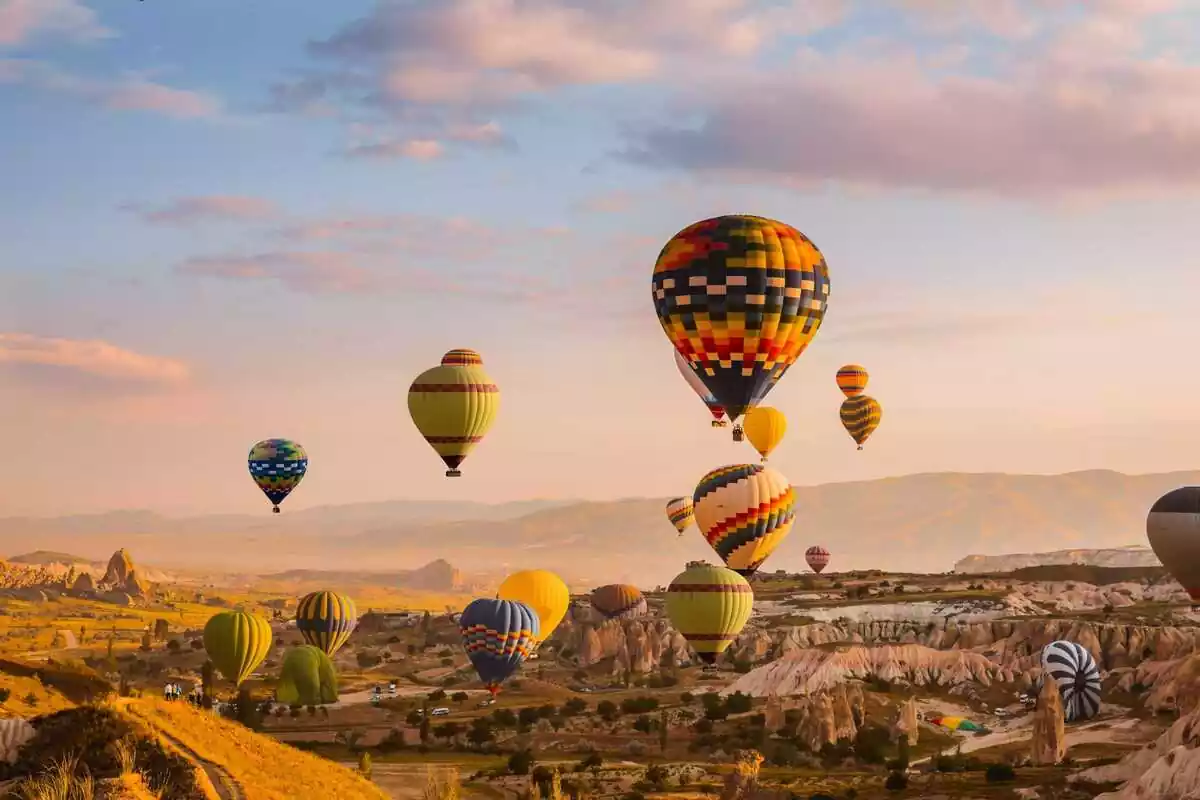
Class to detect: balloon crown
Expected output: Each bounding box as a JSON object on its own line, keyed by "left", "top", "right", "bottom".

{"left": 441, "top": 349, "right": 483, "bottom": 366}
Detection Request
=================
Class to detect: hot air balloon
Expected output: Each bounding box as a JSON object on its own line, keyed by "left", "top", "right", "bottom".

{"left": 497, "top": 570, "right": 569, "bottom": 646}
{"left": 276, "top": 645, "right": 339, "bottom": 706}
{"left": 666, "top": 496, "right": 695, "bottom": 535}
{"left": 0, "top": 717, "right": 34, "bottom": 764}
{"left": 674, "top": 350, "right": 727, "bottom": 427}
{"left": 839, "top": 395, "right": 882, "bottom": 450}
{"left": 805, "top": 545, "right": 830, "bottom": 574}
{"left": 590, "top": 584, "right": 647, "bottom": 620}
{"left": 693, "top": 464, "right": 796, "bottom": 576}
{"left": 1146, "top": 487, "right": 1200, "bottom": 603}
{"left": 203, "top": 611, "right": 272, "bottom": 688}
{"left": 652, "top": 215, "right": 831, "bottom": 435}
{"left": 408, "top": 349, "right": 499, "bottom": 477}
{"left": 248, "top": 439, "right": 308, "bottom": 513}
{"left": 836, "top": 364, "right": 869, "bottom": 397}
{"left": 665, "top": 564, "right": 753, "bottom": 664}
{"left": 742, "top": 406, "right": 787, "bottom": 462}
{"left": 1039, "top": 641, "right": 1102, "bottom": 722}
{"left": 459, "top": 598, "right": 538, "bottom": 697}
{"left": 295, "top": 590, "right": 358, "bottom": 657}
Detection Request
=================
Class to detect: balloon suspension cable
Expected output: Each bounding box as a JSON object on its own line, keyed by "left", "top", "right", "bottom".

{"left": 272, "top": 506, "right": 281, "bottom": 514}
{"left": 446, "top": 469, "right": 462, "bottom": 477}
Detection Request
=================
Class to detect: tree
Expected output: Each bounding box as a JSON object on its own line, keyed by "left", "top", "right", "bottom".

{"left": 433, "top": 722, "right": 462, "bottom": 742}
{"left": 153, "top": 618, "right": 170, "bottom": 641}
{"left": 597, "top": 700, "right": 618, "bottom": 721}
{"left": 659, "top": 709, "right": 669, "bottom": 752}
{"left": 508, "top": 748, "right": 535, "bottom": 775}
{"left": 451, "top": 691, "right": 469, "bottom": 703}
{"left": 139, "top": 631, "right": 152, "bottom": 651}
{"left": 562, "top": 698, "right": 587, "bottom": 716}
{"left": 467, "top": 718, "right": 494, "bottom": 749}
{"left": 429, "top": 689, "right": 447, "bottom": 701}
{"left": 519, "top": 707, "right": 541, "bottom": 729}
{"left": 633, "top": 715, "right": 653, "bottom": 734}
{"left": 420, "top": 699, "right": 430, "bottom": 745}
{"left": 492, "top": 708, "right": 517, "bottom": 727}
{"left": 200, "top": 660, "right": 215, "bottom": 699}
{"left": 724, "top": 692, "right": 752, "bottom": 714}
{"left": 358, "top": 751, "right": 372, "bottom": 780}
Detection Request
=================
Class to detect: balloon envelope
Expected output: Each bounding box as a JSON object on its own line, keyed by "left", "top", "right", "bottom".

{"left": 459, "top": 598, "right": 538, "bottom": 696}
{"left": 666, "top": 496, "right": 695, "bottom": 535}
{"left": 1040, "top": 640, "right": 1101, "bottom": 722}
{"left": 839, "top": 395, "right": 882, "bottom": 449}
{"left": 277, "top": 645, "right": 339, "bottom": 706}
{"left": 742, "top": 406, "right": 787, "bottom": 461}
{"left": 248, "top": 439, "right": 308, "bottom": 513}
{"left": 805, "top": 545, "right": 830, "bottom": 574}
{"left": 1146, "top": 487, "right": 1200, "bottom": 602}
{"left": 497, "top": 570, "right": 569, "bottom": 644}
{"left": 652, "top": 215, "right": 831, "bottom": 422}
{"left": 203, "top": 611, "right": 272, "bottom": 687}
{"left": 836, "top": 365, "right": 869, "bottom": 397}
{"left": 674, "top": 350, "right": 727, "bottom": 425}
{"left": 590, "top": 584, "right": 647, "bottom": 620}
{"left": 665, "top": 564, "right": 753, "bottom": 664}
{"left": 296, "top": 591, "right": 358, "bottom": 657}
{"left": 693, "top": 463, "right": 796, "bottom": 576}
{"left": 408, "top": 349, "right": 499, "bottom": 477}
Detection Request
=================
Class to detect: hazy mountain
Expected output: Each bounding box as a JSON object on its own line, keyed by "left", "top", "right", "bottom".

{"left": 0, "top": 470, "right": 1193, "bottom": 588}
{"left": 954, "top": 545, "right": 1162, "bottom": 574}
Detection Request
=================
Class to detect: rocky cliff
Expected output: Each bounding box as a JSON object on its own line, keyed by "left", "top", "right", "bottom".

{"left": 955, "top": 546, "right": 1161, "bottom": 574}
{"left": 1075, "top": 699, "right": 1200, "bottom": 798}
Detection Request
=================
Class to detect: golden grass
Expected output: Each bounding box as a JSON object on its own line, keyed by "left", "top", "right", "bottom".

{"left": 0, "top": 671, "right": 77, "bottom": 716}
{"left": 125, "top": 699, "right": 389, "bottom": 800}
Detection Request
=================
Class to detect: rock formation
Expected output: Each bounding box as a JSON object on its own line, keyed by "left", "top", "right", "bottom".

{"left": 1030, "top": 675, "right": 1066, "bottom": 765}
{"left": 1074, "top": 705, "right": 1200, "bottom": 798}
{"left": 93, "top": 549, "right": 149, "bottom": 600}
{"left": 893, "top": 697, "right": 919, "bottom": 745}
{"left": 71, "top": 572, "right": 95, "bottom": 593}
{"left": 955, "top": 546, "right": 1161, "bottom": 573}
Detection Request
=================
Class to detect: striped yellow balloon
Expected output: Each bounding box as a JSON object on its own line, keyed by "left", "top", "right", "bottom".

{"left": 296, "top": 590, "right": 358, "bottom": 657}
{"left": 836, "top": 364, "right": 869, "bottom": 397}
{"left": 840, "top": 395, "right": 882, "bottom": 450}
{"left": 665, "top": 563, "right": 753, "bottom": 664}
{"left": 666, "top": 496, "right": 694, "bottom": 535}
{"left": 693, "top": 463, "right": 796, "bottom": 576}
{"left": 497, "top": 569, "right": 569, "bottom": 646}
{"left": 408, "top": 349, "right": 499, "bottom": 477}
{"left": 742, "top": 406, "right": 787, "bottom": 462}
{"left": 202, "top": 611, "right": 272, "bottom": 688}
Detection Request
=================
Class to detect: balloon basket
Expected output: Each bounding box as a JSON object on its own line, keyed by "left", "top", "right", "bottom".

{"left": 272, "top": 507, "right": 281, "bottom": 514}
{"left": 732, "top": 428, "right": 744, "bottom": 442}
{"left": 857, "top": 445, "right": 864, "bottom": 451}
{"left": 711, "top": 420, "right": 722, "bottom": 428}
{"left": 445, "top": 469, "right": 462, "bottom": 477}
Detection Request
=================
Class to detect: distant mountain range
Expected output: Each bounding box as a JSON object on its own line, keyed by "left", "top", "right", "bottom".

{"left": 953, "top": 545, "right": 1162, "bottom": 574}
{"left": 0, "top": 470, "right": 1193, "bottom": 589}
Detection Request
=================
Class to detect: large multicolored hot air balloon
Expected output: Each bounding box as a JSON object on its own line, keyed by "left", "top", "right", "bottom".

{"left": 248, "top": 439, "right": 308, "bottom": 513}
{"left": 652, "top": 215, "right": 831, "bottom": 432}
{"left": 1040, "top": 641, "right": 1102, "bottom": 722}
{"left": 590, "top": 584, "right": 647, "bottom": 620}
{"left": 742, "top": 406, "right": 787, "bottom": 462}
{"left": 805, "top": 545, "right": 830, "bottom": 574}
{"left": 296, "top": 591, "right": 357, "bottom": 657}
{"left": 674, "top": 350, "right": 727, "bottom": 427}
{"left": 1146, "top": 487, "right": 1200, "bottom": 602}
{"left": 665, "top": 564, "right": 753, "bottom": 664}
{"left": 408, "top": 349, "right": 499, "bottom": 477}
{"left": 459, "top": 598, "right": 538, "bottom": 697}
{"left": 203, "top": 611, "right": 272, "bottom": 688}
{"left": 693, "top": 464, "right": 797, "bottom": 576}
{"left": 497, "top": 570, "right": 569, "bottom": 646}
{"left": 666, "top": 496, "right": 695, "bottom": 536}
{"left": 276, "top": 645, "right": 339, "bottom": 707}
{"left": 839, "top": 395, "right": 882, "bottom": 450}
{"left": 836, "top": 365, "right": 869, "bottom": 397}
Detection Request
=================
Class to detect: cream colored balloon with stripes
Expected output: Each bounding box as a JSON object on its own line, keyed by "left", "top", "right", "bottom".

{"left": 408, "top": 348, "right": 500, "bottom": 477}
{"left": 693, "top": 463, "right": 796, "bottom": 577}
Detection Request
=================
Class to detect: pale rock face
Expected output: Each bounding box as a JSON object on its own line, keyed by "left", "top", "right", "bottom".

{"left": 893, "top": 697, "right": 919, "bottom": 745}
{"left": 1030, "top": 676, "right": 1066, "bottom": 766}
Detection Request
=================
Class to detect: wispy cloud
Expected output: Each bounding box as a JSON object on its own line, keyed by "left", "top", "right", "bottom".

{"left": 0, "top": 59, "right": 221, "bottom": 119}
{"left": 0, "top": 0, "right": 112, "bottom": 47}
{"left": 575, "top": 189, "right": 638, "bottom": 214}
{"left": 125, "top": 195, "right": 278, "bottom": 225}
{"left": 346, "top": 138, "right": 445, "bottom": 161}
{"left": 0, "top": 333, "right": 190, "bottom": 386}
{"left": 177, "top": 251, "right": 389, "bottom": 294}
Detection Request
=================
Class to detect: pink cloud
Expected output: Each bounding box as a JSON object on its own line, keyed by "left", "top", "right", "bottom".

{"left": 178, "top": 252, "right": 387, "bottom": 294}
{"left": 346, "top": 138, "right": 445, "bottom": 160}
{"left": 575, "top": 189, "right": 638, "bottom": 214}
{"left": 130, "top": 195, "right": 278, "bottom": 225}
{"left": 269, "top": 213, "right": 517, "bottom": 262}
{"left": 0, "top": 0, "right": 111, "bottom": 46}
{"left": 0, "top": 59, "right": 221, "bottom": 119}
{"left": 0, "top": 333, "right": 190, "bottom": 386}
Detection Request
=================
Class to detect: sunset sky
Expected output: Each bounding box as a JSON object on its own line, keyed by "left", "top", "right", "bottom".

{"left": 2, "top": 0, "right": 1200, "bottom": 517}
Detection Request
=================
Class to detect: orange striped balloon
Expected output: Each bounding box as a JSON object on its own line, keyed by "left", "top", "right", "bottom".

{"left": 836, "top": 364, "right": 869, "bottom": 397}
{"left": 693, "top": 463, "right": 796, "bottom": 576}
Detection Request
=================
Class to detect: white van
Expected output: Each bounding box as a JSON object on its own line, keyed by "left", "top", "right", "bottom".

{"left": 431, "top": 707, "right": 450, "bottom": 716}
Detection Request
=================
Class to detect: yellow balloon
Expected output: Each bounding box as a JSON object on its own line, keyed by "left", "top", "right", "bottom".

{"left": 742, "top": 406, "right": 787, "bottom": 461}
{"left": 497, "top": 569, "right": 570, "bottom": 645}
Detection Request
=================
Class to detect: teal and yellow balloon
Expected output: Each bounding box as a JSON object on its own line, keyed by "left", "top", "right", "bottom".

{"left": 296, "top": 591, "right": 357, "bottom": 657}
{"left": 248, "top": 439, "right": 308, "bottom": 513}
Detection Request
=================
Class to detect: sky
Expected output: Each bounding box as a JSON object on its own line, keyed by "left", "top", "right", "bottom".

{"left": 3, "top": 0, "right": 1200, "bottom": 516}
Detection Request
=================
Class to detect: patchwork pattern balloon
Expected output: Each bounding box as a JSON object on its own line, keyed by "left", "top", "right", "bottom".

{"left": 836, "top": 365, "right": 869, "bottom": 397}
{"left": 296, "top": 590, "right": 358, "bottom": 657}
{"left": 653, "top": 215, "right": 831, "bottom": 424}
{"left": 497, "top": 570, "right": 569, "bottom": 646}
{"left": 693, "top": 463, "right": 797, "bottom": 576}
{"left": 1040, "top": 640, "right": 1102, "bottom": 722}
{"left": 590, "top": 584, "right": 647, "bottom": 620}
{"left": 742, "top": 406, "right": 787, "bottom": 462}
{"left": 459, "top": 598, "right": 539, "bottom": 696}
{"left": 409, "top": 349, "right": 499, "bottom": 477}
{"left": 276, "top": 645, "right": 339, "bottom": 707}
{"left": 839, "top": 395, "right": 882, "bottom": 450}
{"left": 248, "top": 439, "right": 308, "bottom": 513}
{"left": 1146, "top": 487, "right": 1200, "bottom": 602}
{"left": 666, "top": 496, "right": 695, "bottom": 535}
{"left": 203, "top": 611, "right": 272, "bottom": 687}
{"left": 805, "top": 545, "right": 830, "bottom": 574}
{"left": 665, "top": 564, "right": 754, "bottom": 664}
{"left": 674, "top": 349, "right": 727, "bottom": 427}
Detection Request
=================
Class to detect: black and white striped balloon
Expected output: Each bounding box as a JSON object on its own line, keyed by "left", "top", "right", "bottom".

{"left": 1040, "top": 640, "right": 1102, "bottom": 722}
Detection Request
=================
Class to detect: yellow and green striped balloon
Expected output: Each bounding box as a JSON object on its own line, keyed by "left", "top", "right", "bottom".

{"left": 408, "top": 349, "right": 500, "bottom": 477}
{"left": 202, "top": 611, "right": 272, "bottom": 687}
{"left": 665, "top": 563, "right": 753, "bottom": 664}
{"left": 839, "top": 395, "right": 882, "bottom": 450}
{"left": 296, "top": 590, "right": 357, "bottom": 657}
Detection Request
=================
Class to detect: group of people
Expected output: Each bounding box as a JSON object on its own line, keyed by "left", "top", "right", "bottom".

{"left": 162, "top": 682, "right": 204, "bottom": 705}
